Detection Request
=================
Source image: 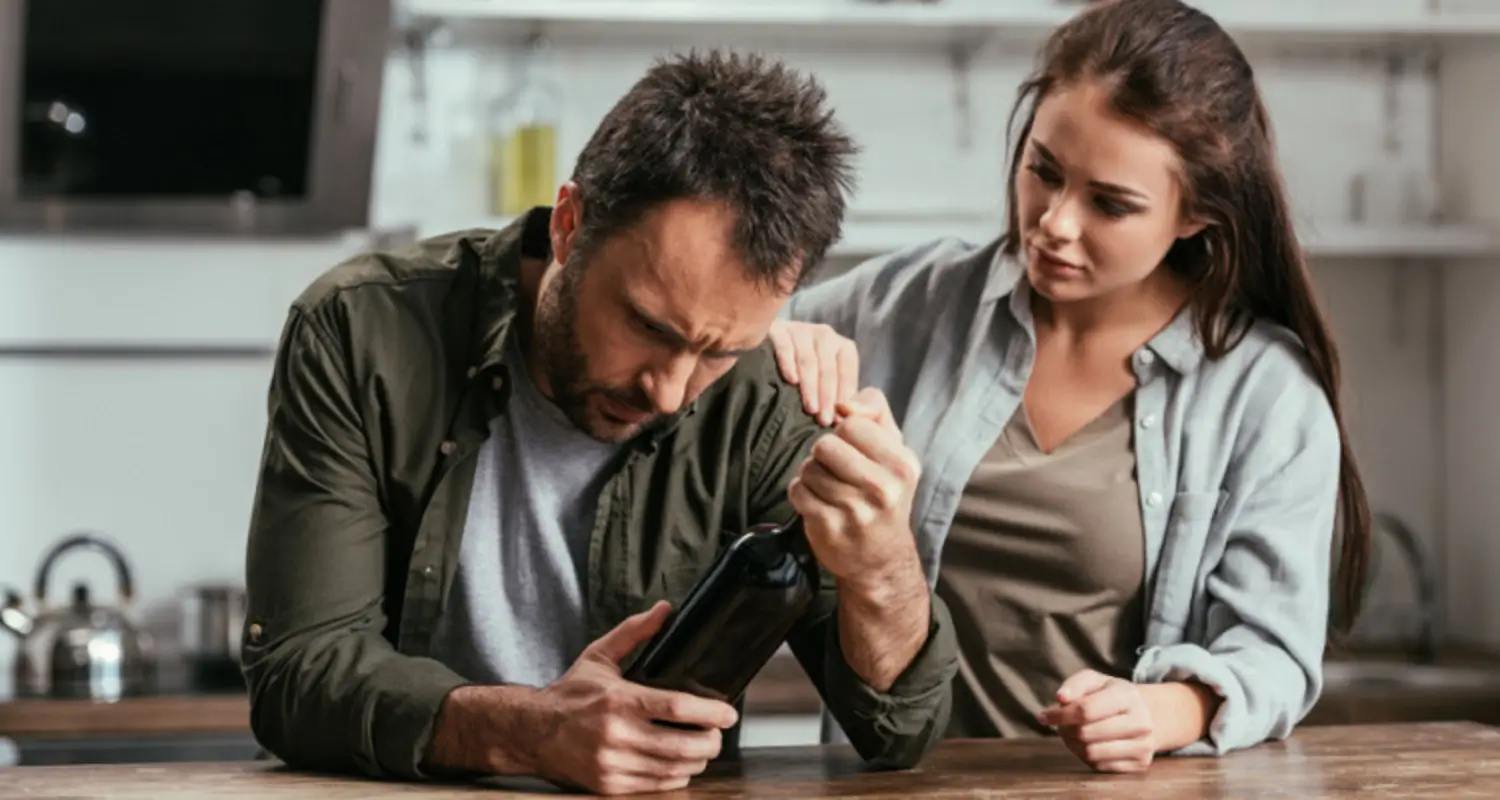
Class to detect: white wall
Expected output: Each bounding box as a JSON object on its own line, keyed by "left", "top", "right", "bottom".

{"left": 0, "top": 238, "right": 370, "bottom": 696}
{"left": 1438, "top": 46, "right": 1500, "bottom": 647}
{"left": 0, "top": 2, "right": 1486, "bottom": 701}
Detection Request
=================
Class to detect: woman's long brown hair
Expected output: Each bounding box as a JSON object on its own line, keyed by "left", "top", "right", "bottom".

{"left": 998, "top": 0, "right": 1373, "bottom": 637}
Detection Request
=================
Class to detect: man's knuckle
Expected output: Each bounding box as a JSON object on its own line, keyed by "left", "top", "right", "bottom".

{"left": 881, "top": 479, "right": 907, "bottom": 509}
{"left": 599, "top": 716, "right": 627, "bottom": 745}
{"left": 811, "top": 436, "right": 836, "bottom": 459}
{"left": 591, "top": 746, "right": 618, "bottom": 774}
{"left": 897, "top": 451, "right": 921, "bottom": 481}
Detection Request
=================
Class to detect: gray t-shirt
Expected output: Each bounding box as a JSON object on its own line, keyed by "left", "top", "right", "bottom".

{"left": 429, "top": 337, "right": 622, "bottom": 687}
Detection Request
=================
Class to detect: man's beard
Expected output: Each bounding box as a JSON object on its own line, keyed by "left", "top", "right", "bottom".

{"left": 532, "top": 261, "right": 662, "bottom": 443}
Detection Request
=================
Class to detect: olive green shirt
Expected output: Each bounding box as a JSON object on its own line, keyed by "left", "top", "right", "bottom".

{"left": 240, "top": 208, "right": 958, "bottom": 780}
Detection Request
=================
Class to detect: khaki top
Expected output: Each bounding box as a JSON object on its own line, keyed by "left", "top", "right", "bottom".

{"left": 938, "top": 395, "right": 1146, "bottom": 738}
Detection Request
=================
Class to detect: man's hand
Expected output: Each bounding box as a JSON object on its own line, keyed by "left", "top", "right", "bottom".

{"left": 1037, "top": 670, "right": 1156, "bottom": 773}
{"left": 767, "top": 320, "right": 859, "bottom": 426}
{"left": 788, "top": 387, "right": 922, "bottom": 594}
{"left": 424, "top": 601, "right": 740, "bottom": 795}
{"left": 788, "top": 387, "right": 929, "bottom": 691}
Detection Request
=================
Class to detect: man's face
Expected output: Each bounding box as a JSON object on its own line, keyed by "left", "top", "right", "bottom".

{"left": 532, "top": 190, "right": 797, "bottom": 443}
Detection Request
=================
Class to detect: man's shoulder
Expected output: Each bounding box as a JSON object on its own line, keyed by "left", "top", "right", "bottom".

{"left": 657, "top": 342, "right": 818, "bottom": 462}
{"left": 289, "top": 228, "right": 502, "bottom": 316}
{"left": 645, "top": 342, "right": 818, "bottom": 532}
{"left": 702, "top": 343, "right": 807, "bottom": 421}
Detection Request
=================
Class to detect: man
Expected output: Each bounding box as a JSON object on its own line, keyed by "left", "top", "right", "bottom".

{"left": 241, "top": 50, "right": 957, "bottom": 796}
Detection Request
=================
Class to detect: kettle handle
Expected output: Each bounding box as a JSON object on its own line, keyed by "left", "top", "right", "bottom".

{"left": 33, "top": 532, "right": 134, "bottom": 608}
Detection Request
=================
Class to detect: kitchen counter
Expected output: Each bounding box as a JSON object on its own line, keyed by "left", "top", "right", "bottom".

{"left": 3, "top": 721, "right": 1498, "bottom": 798}
{"left": 0, "top": 695, "right": 250, "bottom": 737}
{"left": 6, "top": 644, "right": 1500, "bottom": 739}
{"left": 0, "top": 656, "right": 812, "bottom": 740}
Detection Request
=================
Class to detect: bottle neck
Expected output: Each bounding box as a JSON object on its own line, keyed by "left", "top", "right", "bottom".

{"left": 775, "top": 516, "right": 811, "bottom": 559}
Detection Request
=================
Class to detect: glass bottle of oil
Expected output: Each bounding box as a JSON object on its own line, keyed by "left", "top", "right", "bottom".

{"left": 487, "top": 34, "right": 559, "bottom": 218}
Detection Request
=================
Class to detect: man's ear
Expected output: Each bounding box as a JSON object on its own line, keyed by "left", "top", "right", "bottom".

{"left": 551, "top": 181, "right": 582, "bottom": 265}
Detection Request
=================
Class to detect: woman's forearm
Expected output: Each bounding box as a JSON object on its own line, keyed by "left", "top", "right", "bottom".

{"left": 1139, "top": 681, "right": 1222, "bottom": 752}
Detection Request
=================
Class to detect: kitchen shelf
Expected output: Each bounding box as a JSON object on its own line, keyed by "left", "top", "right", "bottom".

{"left": 1299, "top": 224, "right": 1500, "bottom": 261}
{"left": 836, "top": 219, "right": 1500, "bottom": 260}
{"left": 419, "top": 216, "right": 1500, "bottom": 261}
{"left": 402, "top": 0, "right": 1500, "bottom": 50}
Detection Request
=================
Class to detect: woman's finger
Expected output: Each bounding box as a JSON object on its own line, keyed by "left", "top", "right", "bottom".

{"left": 767, "top": 322, "right": 799, "bottom": 385}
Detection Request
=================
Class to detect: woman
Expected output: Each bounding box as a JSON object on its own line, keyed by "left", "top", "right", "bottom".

{"left": 770, "top": 0, "right": 1371, "bottom": 774}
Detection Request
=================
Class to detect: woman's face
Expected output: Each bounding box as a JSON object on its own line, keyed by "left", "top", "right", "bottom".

{"left": 1015, "top": 79, "right": 1205, "bottom": 305}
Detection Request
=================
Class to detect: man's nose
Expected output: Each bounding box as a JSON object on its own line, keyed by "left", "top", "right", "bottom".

{"left": 640, "top": 353, "right": 697, "bottom": 415}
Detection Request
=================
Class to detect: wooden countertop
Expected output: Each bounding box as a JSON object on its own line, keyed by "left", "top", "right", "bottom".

{"left": 0, "top": 694, "right": 251, "bottom": 737}
{"left": 0, "top": 655, "right": 819, "bottom": 739}
{"left": 4, "top": 642, "right": 1495, "bottom": 739}
{"left": 3, "top": 722, "right": 1498, "bottom": 798}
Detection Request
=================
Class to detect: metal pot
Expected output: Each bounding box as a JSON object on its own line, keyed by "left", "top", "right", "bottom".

{"left": 179, "top": 583, "right": 246, "bottom": 692}
{"left": 0, "top": 533, "right": 155, "bottom": 700}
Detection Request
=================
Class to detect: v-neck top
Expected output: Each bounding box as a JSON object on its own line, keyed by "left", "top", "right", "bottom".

{"left": 936, "top": 392, "right": 1147, "bottom": 738}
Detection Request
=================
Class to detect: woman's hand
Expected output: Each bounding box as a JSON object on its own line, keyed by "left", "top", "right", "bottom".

{"left": 767, "top": 321, "right": 859, "bottom": 426}
{"left": 1037, "top": 670, "right": 1157, "bottom": 773}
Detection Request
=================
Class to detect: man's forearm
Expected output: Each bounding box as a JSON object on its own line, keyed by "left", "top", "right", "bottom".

{"left": 422, "top": 684, "right": 543, "bottom": 777}
{"left": 835, "top": 558, "right": 931, "bottom": 692}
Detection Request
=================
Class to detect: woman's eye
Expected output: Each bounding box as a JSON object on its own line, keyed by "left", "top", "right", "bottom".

{"left": 1095, "top": 196, "right": 1137, "bottom": 218}
{"left": 1026, "top": 161, "right": 1061, "bottom": 185}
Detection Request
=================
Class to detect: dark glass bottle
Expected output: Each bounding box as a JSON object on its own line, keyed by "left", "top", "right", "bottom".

{"left": 624, "top": 515, "right": 820, "bottom": 708}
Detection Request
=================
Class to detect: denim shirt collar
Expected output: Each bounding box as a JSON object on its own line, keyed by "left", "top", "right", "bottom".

{"left": 983, "top": 248, "right": 1206, "bottom": 375}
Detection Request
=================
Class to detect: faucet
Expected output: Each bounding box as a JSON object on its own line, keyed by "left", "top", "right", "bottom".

{"left": 1371, "top": 511, "right": 1439, "bottom": 664}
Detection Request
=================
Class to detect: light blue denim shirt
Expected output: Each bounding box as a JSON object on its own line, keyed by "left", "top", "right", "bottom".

{"left": 786, "top": 236, "right": 1342, "bottom": 756}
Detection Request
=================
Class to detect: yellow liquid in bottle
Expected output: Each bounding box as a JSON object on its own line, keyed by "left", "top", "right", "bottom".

{"left": 489, "top": 123, "right": 557, "bottom": 217}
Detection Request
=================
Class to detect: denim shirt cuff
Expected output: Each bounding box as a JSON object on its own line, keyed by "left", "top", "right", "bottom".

{"left": 1133, "top": 643, "right": 1248, "bottom": 757}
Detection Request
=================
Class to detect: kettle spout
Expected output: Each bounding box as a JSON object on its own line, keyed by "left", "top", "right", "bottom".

{"left": 1, "top": 588, "right": 32, "bottom": 638}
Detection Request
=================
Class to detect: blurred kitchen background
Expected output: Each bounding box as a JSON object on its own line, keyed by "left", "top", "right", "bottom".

{"left": 4, "top": 0, "right": 1500, "bottom": 767}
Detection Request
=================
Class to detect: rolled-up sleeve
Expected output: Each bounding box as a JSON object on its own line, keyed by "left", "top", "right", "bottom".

{"left": 742, "top": 358, "right": 958, "bottom": 768}
{"left": 242, "top": 308, "right": 468, "bottom": 779}
{"left": 809, "top": 591, "right": 957, "bottom": 768}
{"left": 1132, "top": 370, "right": 1342, "bottom": 755}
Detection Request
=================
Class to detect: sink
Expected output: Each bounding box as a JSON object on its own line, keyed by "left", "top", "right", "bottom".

{"left": 1323, "top": 660, "right": 1500, "bottom": 692}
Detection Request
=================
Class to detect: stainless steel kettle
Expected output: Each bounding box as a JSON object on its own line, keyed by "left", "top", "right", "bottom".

{"left": 0, "top": 533, "right": 155, "bottom": 700}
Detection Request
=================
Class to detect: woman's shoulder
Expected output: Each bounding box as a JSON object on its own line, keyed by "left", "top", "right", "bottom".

{"left": 1193, "top": 317, "right": 1340, "bottom": 460}
{"left": 786, "top": 235, "right": 1003, "bottom": 330}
